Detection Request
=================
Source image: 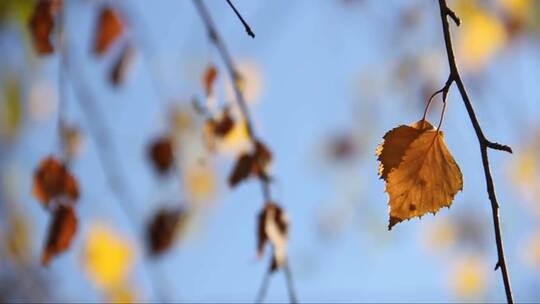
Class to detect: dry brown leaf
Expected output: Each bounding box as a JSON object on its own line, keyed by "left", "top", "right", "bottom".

{"left": 148, "top": 136, "right": 174, "bottom": 175}
{"left": 257, "top": 202, "right": 289, "bottom": 271}
{"left": 203, "top": 65, "right": 218, "bottom": 96}
{"left": 385, "top": 124, "right": 463, "bottom": 229}
{"left": 29, "top": 0, "right": 63, "bottom": 55}
{"left": 94, "top": 6, "right": 124, "bottom": 55}
{"left": 376, "top": 120, "right": 434, "bottom": 181}
{"left": 208, "top": 108, "right": 234, "bottom": 138}
{"left": 147, "top": 208, "right": 184, "bottom": 255}
{"left": 228, "top": 153, "right": 253, "bottom": 187}
{"left": 252, "top": 141, "right": 272, "bottom": 180}
{"left": 228, "top": 140, "right": 272, "bottom": 187}
{"left": 41, "top": 204, "right": 78, "bottom": 266}
{"left": 32, "top": 156, "right": 79, "bottom": 207}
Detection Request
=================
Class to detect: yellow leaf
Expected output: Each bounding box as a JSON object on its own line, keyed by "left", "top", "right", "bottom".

{"left": 1, "top": 76, "right": 22, "bottom": 140}
{"left": 184, "top": 164, "right": 217, "bottom": 203}
{"left": 455, "top": 1, "right": 506, "bottom": 71}
{"left": 376, "top": 120, "right": 434, "bottom": 181}
{"left": 385, "top": 122, "right": 463, "bottom": 229}
{"left": 83, "top": 224, "right": 134, "bottom": 290}
{"left": 448, "top": 255, "right": 487, "bottom": 299}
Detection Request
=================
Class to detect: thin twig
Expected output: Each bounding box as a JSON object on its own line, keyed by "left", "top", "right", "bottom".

{"left": 192, "top": 1, "right": 297, "bottom": 302}
{"left": 226, "top": 0, "right": 255, "bottom": 38}
{"left": 255, "top": 264, "right": 272, "bottom": 303}
{"left": 436, "top": 1, "right": 513, "bottom": 302}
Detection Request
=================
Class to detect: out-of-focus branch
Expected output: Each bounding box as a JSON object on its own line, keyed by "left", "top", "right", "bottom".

{"left": 192, "top": 1, "right": 297, "bottom": 303}
{"left": 436, "top": 1, "right": 513, "bottom": 302}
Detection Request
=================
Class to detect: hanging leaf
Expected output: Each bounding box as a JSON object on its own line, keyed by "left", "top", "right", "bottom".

{"left": 207, "top": 107, "right": 234, "bottom": 138}
{"left": 202, "top": 64, "right": 218, "bottom": 96}
{"left": 228, "top": 140, "right": 272, "bottom": 188}
{"left": 28, "top": 0, "right": 62, "bottom": 55}
{"left": 257, "top": 202, "right": 289, "bottom": 271}
{"left": 228, "top": 153, "right": 253, "bottom": 187}
{"left": 110, "top": 43, "right": 135, "bottom": 86}
{"left": 376, "top": 120, "right": 433, "bottom": 181}
{"left": 147, "top": 136, "right": 174, "bottom": 175}
{"left": 147, "top": 208, "right": 184, "bottom": 255}
{"left": 93, "top": 6, "right": 124, "bottom": 55}
{"left": 381, "top": 121, "right": 463, "bottom": 229}
{"left": 41, "top": 204, "right": 77, "bottom": 266}
{"left": 32, "top": 156, "right": 79, "bottom": 207}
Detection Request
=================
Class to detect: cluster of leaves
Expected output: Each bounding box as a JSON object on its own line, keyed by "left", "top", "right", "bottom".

{"left": 377, "top": 120, "right": 463, "bottom": 229}
{"left": 32, "top": 156, "right": 79, "bottom": 265}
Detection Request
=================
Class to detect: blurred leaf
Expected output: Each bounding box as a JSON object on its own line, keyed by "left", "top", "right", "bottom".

{"left": 202, "top": 64, "right": 218, "bottom": 97}
{"left": 1, "top": 76, "right": 22, "bottom": 140}
{"left": 32, "top": 156, "right": 79, "bottom": 207}
{"left": 147, "top": 207, "right": 185, "bottom": 256}
{"left": 206, "top": 107, "right": 235, "bottom": 138}
{"left": 378, "top": 120, "right": 463, "bottom": 229}
{"left": 41, "top": 204, "right": 77, "bottom": 266}
{"left": 257, "top": 202, "right": 289, "bottom": 271}
{"left": 0, "top": 0, "right": 35, "bottom": 27}
{"left": 147, "top": 136, "right": 174, "bottom": 175}
{"left": 93, "top": 6, "right": 124, "bottom": 56}
{"left": 455, "top": 1, "right": 506, "bottom": 71}
{"left": 228, "top": 140, "right": 272, "bottom": 188}
{"left": 28, "top": 0, "right": 62, "bottom": 55}
{"left": 448, "top": 255, "right": 487, "bottom": 299}
{"left": 185, "top": 164, "right": 217, "bottom": 202}
{"left": 83, "top": 223, "right": 133, "bottom": 289}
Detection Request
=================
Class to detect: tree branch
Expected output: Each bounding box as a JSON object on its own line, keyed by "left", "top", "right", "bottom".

{"left": 226, "top": 0, "right": 255, "bottom": 38}
{"left": 436, "top": 1, "right": 514, "bottom": 302}
{"left": 192, "top": 1, "right": 297, "bottom": 303}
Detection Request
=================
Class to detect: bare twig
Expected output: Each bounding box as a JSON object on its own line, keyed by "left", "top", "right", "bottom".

{"left": 226, "top": 0, "right": 255, "bottom": 38}
{"left": 436, "top": 1, "right": 513, "bottom": 302}
{"left": 192, "top": 1, "right": 297, "bottom": 303}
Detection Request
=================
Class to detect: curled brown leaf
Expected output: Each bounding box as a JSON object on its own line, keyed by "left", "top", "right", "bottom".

{"left": 32, "top": 156, "right": 79, "bottom": 207}
{"left": 41, "top": 204, "right": 78, "bottom": 266}
{"left": 29, "top": 0, "right": 63, "bottom": 55}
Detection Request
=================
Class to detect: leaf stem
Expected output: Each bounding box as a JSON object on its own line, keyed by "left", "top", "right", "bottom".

{"left": 436, "top": 1, "right": 514, "bottom": 302}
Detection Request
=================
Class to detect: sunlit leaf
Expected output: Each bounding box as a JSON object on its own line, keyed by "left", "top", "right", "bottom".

{"left": 83, "top": 223, "right": 133, "bottom": 289}
{"left": 41, "top": 204, "right": 77, "bottom": 266}
{"left": 376, "top": 120, "right": 433, "bottom": 181}
{"left": 379, "top": 121, "right": 463, "bottom": 229}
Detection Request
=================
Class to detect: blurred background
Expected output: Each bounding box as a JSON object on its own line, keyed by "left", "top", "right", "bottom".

{"left": 0, "top": 0, "right": 539, "bottom": 302}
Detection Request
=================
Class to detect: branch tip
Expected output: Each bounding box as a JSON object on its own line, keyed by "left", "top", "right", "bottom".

{"left": 486, "top": 141, "right": 513, "bottom": 154}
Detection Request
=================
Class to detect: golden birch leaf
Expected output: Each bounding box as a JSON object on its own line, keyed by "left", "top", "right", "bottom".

{"left": 376, "top": 120, "right": 434, "bottom": 181}
{"left": 386, "top": 128, "right": 463, "bottom": 229}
